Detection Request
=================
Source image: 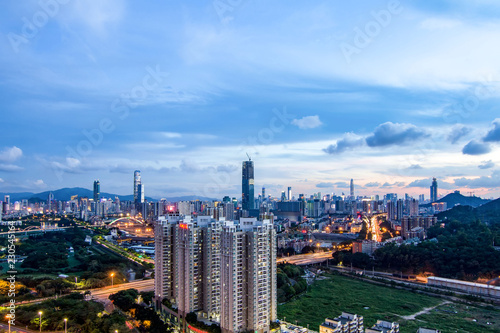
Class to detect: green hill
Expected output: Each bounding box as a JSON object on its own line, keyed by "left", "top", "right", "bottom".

{"left": 437, "top": 197, "right": 500, "bottom": 224}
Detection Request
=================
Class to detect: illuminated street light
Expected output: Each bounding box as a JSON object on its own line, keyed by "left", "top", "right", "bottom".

{"left": 38, "top": 311, "right": 42, "bottom": 332}
{"left": 111, "top": 273, "right": 115, "bottom": 286}
{"left": 5, "top": 315, "right": 11, "bottom": 333}
{"left": 64, "top": 318, "right": 67, "bottom": 333}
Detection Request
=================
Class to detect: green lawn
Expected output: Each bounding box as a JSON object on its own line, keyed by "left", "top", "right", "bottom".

{"left": 277, "top": 273, "right": 500, "bottom": 333}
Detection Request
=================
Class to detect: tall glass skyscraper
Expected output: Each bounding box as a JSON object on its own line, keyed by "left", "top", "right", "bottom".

{"left": 242, "top": 159, "right": 254, "bottom": 211}
{"left": 430, "top": 178, "right": 438, "bottom": 202}
{"left": 134, "top": 170, "right": 141, "bottom": 203}
{"left": 93, "top": 180, "right": 100, "bottom": 202}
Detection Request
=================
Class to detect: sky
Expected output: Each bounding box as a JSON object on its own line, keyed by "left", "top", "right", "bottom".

{"left": 1, "top": 0, "right": 500, "bottom": 200}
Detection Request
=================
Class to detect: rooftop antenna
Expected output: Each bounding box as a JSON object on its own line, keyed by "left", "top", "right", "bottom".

{"left": 246, "top": 152, "right": 251, "bottom": 161}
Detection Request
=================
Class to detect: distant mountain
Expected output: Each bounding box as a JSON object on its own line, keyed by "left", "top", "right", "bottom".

{"left": 0, "top": 188, "right": 217, "bottom": 203}
{"left": 0, "top": 192, "right": 35, "bottom": 202}
{"left": 1, "top": 187, "right": 154, "bottom": 202}
{"left": 437, "top": 197, "right": 500, "bottom": 224}
{"left": 422, "top": 191, "right": 490, "bottom": 208}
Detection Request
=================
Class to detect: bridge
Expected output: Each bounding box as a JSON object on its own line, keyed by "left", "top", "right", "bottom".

{"left": 106, "top": 217, "right": 145, "bottom": 226}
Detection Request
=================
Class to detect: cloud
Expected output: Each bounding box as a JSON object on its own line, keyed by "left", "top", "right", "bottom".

{"left": 365, "top": 122, "right": 428, "bottom": 147}
{"left": 67, "top": 0, "right": 126, "bottom": 34}
{"left": 462, "top": 140, "right": 491, "bottom": 155}
{"left": 407, "top": 178, "right": 454, "bottom": 190}
{"left": 291, "top": 115, "right": 322, "bottom": 129}
{"left": 382, "top": 182, "right": 406, "bottom": 188}
{"left": 180, "top": 159, "right": 201, "bottom": 173}
{"left": 50, "top": 157, "right": 85, "bottom": 174}
{"left": 0, "top": 146, "right": 22, "bottom": 163}
{"left": 478, "top": 160, "right": 495, "bottom": 170}
{"left": 454, "top": 171, "right": 500, "bottom": 189}
{"left": 447, "top": 125, "right": 471, "bottom": 144}
{"left": 365, "top": 182, "right": 381, "bottom": 187}
{"left": 162, "top": 132, "right": 182, "bottom": 138}
{"left": 333, "top": 182, "right": 349, "bottom": 188}
{"left": 0, "top": 164, "right": 23, "bottom": 172}
{"left": 323, "top": 133, "right": 364, "bottom": 154}
{"left": 483, "top": 118, "right": 500, "bottom": 142}
{"left": 180, "top": 159, "right": 238, "bottom": 174}
{"left": 0, "top": 178, "right": 4, "bottom": 183}
{"left": 216, "top": 164, "right": 238, "bottom": 173}
{"left": 316, "top": 182, "right": 334, "bottom": 188}
{"left": 34, "top": 179, "right": 47, "bottom": 188}
{"left": 408, "top": 164, "right": 423, "bottom": 170}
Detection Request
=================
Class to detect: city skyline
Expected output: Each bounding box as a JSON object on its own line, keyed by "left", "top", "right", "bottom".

{"left": 1, "top": 1, "right": 500, "bottom": 198}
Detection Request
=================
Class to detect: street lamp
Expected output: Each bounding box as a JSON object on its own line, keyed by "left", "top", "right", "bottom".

{"left": 5, "top": 315, "right": 11, "bottom": 333}
{"left": 111, "top": 273, "right": 115, "bottom": 286}
{"left": 64, "top": 318, "right": 67, "bottom": 333}
{"left": 38, "top": 311, "right": 42, "bottom": 332}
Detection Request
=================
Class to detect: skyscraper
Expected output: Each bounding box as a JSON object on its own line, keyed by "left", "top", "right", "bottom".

{"left": 350, "top": 179, "right": 354, "bottom": 199}
{"left": 93, "top": 180, "right": 100, "bottom": 202}
{"left": 174, "top": 216, "right": 222, "bottom": 320}
{"left": 138, "top": 183, "right": 145, "bottom": 203}
{"left": 155, "top": 216, "right": 277, "bottom": 333}
{"left": 242, "top": 159, "right": 254, "bottom": 211}
{"left": 134, "top": 170, "right": 141, "bottom": 203}
{"left": 287, "top": 186, "right": 292, "bottom": 201}
{"left": 430, "top": 178, "right": 438, "bottom": 203}
{"left": 221, "top": 218, "right": 276, "bottom": 333}
{"left": 3, "top": 195, "right": 10, "bottom": 212}
{"left": 262, "top": 187, "right": 266, "bottom": 201}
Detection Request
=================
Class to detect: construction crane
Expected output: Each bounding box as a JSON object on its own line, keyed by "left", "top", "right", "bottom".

{"left": 246, "top": 152, "right": 251, "bottom": 161}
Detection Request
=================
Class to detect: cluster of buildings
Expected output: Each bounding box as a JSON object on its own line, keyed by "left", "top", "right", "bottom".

{"left": 154, "top": 214, "right": 277, "bottom": 333}
{"left": 319, "top": 313, "right": 440, "bottom": 333}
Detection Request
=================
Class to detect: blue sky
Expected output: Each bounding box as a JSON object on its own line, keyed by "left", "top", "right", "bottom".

{"left": 1, "top": 0, "right": 500, "bottom": 199}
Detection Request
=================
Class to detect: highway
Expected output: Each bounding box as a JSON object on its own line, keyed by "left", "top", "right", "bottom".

{"left": 89, "top": 279, "right": 154, "bottom": 302}
{"left": 277, "top": 251, "right": 332, "bottom": 265}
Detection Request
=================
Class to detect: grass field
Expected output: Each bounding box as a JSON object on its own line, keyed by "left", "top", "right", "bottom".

{"left": 277, "top": 273, "right": 500, "bottom": 333}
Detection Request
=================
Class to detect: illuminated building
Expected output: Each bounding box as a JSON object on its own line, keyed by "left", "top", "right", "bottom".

{"left": 134, "top": 170, "right": 141, "bottom": 203}
{"left": 320, "top": 313, "right": 364, "bottom": 333}
{"left": 138, "top": 183, "right": 145, "bottom": 203}
{"left": 175, "top": 216, "right": 222, "bottom": 321}
{"left": 220, "top": 218, "right": 277, "bottom": 333}
{"left": 242, "top": 159, "right": 254, "bottom": 211}
{"left": 93, "top": 180, "right": 100, "bottom": 202}
{"left": 155, "top": 215, "right": 277, "bottom": 333}
{"left": 155, "top": 215, "right": 222, "bottom": 322}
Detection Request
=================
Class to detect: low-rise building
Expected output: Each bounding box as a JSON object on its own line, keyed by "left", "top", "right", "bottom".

{"left": 365, "top": 320, "right": 399, "bottom": 333}
{"left": 319, "top": 313, "right": 363, "bottom": 333}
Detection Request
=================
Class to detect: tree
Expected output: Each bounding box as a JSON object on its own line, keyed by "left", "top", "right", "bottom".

{"left": 109, "top": 289, "right": 139, "bottom": 312}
